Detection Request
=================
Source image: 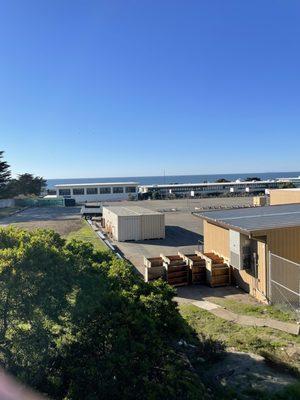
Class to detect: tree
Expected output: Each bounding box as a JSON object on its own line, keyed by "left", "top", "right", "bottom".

{"left": 0, "top": 151, "right": 11, "bottom": 197}
{"left": 16, "top": 173, "right": 47, "bottom": 196}
{"left": 245, "top": 177, "right": 261, "bottom": 181}
{"left": 4, "top": 174, "right": 47, "bottom": 197}
{"left": 151, "top": 190, "right": 160, "bottom": 200}
{"left": 279, "top": 182, "right": 296, "bottom": 189}
{"left": 0, "top": 227, "right": 209, "bottom": 400}
{"left": 215, "top": 178, "right": 230, "bottom": 183}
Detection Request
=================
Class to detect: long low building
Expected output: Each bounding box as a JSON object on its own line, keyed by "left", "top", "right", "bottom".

{"left": 139, "top": 179, "right": 298, "bottom": 198}
{"left": 54, "top": 182, "right": 139, "bottom": 203}
{"left": 103, "top": 206, "right": 165, "bottom": 241}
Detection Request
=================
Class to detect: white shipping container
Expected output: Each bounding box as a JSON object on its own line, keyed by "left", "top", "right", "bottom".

{"left": 103, "top": 206, "right": 165, "bottom": 242}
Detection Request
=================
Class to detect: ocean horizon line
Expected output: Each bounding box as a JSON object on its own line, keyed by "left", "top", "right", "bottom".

{"left": 46, "top": 171, "right": 300, "bottom": 189}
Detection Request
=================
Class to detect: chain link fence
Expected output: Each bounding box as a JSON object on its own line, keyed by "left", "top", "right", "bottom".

{"left": 269, "top": 252, "right": 300, "bottom": 321}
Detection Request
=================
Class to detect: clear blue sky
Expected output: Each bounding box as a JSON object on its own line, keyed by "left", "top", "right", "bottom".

{"left": 0, "top": 0, "right": 299, "bottom": 178}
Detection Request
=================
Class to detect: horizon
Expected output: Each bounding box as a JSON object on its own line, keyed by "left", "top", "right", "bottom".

{"left": 1, "top": 1, "right": 299, "bottom": 178}
{"left": 46, "top": 170, "right": 300, "bottom": 181}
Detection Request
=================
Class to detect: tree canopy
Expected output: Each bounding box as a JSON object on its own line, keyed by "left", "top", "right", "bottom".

{"left": 0, "top": 151, "right": 46, "bottom": 198}
{"left": 0, "top": 227, "right": 208, "bottom": 400}
{"left": 6, "top": 173, "right": 47, "bottom": 197}
{"left": 0, "top": 151, "right": 11, "bottom": 196}
{"left": 215, "top": 178, "right": 230, "bottom": 183}
{"left": 245, "top": 177, "right": 261, "bottom": 182}
{"left": 279, "top": 182, "right": 296, "bottom": 189}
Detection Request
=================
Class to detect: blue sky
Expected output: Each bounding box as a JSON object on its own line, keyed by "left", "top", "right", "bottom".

{"left": 0, "top": 0, "right": 299, "bottom": 178}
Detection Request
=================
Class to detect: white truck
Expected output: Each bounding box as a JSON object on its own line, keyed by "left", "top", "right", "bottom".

{"left": 80, "top": 204, "right": 103, "bottom": 219}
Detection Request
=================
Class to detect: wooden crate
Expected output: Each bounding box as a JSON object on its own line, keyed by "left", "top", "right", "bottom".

{"left": 179, "top": 252, "right": 207, "bottom": 285}
{"left": 195, "top": 251, "right": 231, "bottom": 287}
{"left": 162, "top": 254, "right": 189, "bottom": 287}
{"left": 144, "top": 256, "right": 165, "bottom": 282}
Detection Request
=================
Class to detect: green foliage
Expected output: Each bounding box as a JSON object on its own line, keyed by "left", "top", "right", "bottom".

{"left": 279, "top": 182, "right": 296, "bottom": 189}
{"left": 209, "top": 298, "right": 297, "bottom": 322}
{"left": 0, "top": 151, "right": 11, "bottom": 196}
{"left": 0, "top": 227, "right": 208, "bottom": 399}
{"left": 215, "top": 178, "right": 230, "bottom": 183}
{"left": 5, "top": 173, "right": 47, "bottom": 197}
{"left": 151, "top": 190, "right": 161, "bottom": 200}
{"left": 245, "top": 177, "right": 261, "bottom": 181}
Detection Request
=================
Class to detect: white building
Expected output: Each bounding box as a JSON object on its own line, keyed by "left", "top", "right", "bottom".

{"left": 139, "top": 179, "right": 292, "bottom": 198}
{"left": 103, "top": 206, "right": 165, "bottom": 241}
{"left": 55, "top": 182, "right": 139, "bottom": 203}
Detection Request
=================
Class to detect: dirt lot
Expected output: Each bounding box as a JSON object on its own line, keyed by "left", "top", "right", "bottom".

{"left": 0, "top": 206, "right": 82, "bottom": 236}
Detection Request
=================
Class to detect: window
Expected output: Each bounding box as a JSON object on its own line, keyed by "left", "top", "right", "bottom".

{"left": 113, "top": 187, "right": 124, "bottom": 193}
{"left": 125, "top": 186, "right": 136, "bottom": 193}
{"left": 87, "top": 187, "right": 98, "bottom": 195}
{"left": 99, "top": 187, "right": 111, "bottom": 194}
{"left": 59, "top": 189, "right": 71, "bottom": 196}
{"left": 73, "top": 188, "right": 84, "bottom": 195}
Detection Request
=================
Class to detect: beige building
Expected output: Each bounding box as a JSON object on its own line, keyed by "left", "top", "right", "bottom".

{"left": 197, "top": 204, "right": 300, "bottom": 302}
{"left": 102, "top": 206, "right": 165, "bottom": 242}
{"left": 269, "top": 188, "right": 300, "bottom": 206}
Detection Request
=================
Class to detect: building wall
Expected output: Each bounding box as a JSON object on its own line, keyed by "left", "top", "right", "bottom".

{"left": 55, "top": 185, "right": 138, "bottom": 203}
{"left": 204, "top": 221, "right": 268, "bottom": 302}
{"left": 269, "top": 189, "right": 300, "bottom": 205}
{"left": 232, "top": 240, "right": 267, "bottom": 303}
{"left": 57, "top": 192, "right": 135, "bottom": 203}
{"left": 255, "top": 226, "right": 300, "bottom": 264}
{"left": 203, "top": 220, "right": 230, "bottom": 258}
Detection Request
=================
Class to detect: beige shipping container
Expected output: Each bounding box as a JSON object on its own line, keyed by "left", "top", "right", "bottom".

{"left": 102, "top": 206, "right": 165, "bottom": 242}
{"left": 253, "top": 196, "right": 267, "bottom": 206}
{"left": 269, "top": 188, "right": 300, "bottom": 205}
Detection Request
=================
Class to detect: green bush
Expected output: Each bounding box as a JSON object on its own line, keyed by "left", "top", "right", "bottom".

{"left": 0, "top": 226, "right": 209, "bottom": 400}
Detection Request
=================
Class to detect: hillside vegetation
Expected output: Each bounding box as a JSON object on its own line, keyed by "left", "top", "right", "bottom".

{"left": 0, "top": 227, "right": 210, "bottom": 400}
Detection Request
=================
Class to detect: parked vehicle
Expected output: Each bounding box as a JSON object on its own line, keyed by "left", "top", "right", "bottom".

{"left": 80, "top": 204, "right": 102, "bottom": 219}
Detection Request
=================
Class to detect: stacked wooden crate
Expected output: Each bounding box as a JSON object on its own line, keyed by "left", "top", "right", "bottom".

{"left": 144, "top": 256, "right": 165, "bottom": 282}
{"left": 161, "top": 254, "right": 189, "bottom": 287}
{"left": 196, "top": 251, "right": 230, "bottom": 287}
{"left": 179, "top": 252, "right": 206, "bottom": 284}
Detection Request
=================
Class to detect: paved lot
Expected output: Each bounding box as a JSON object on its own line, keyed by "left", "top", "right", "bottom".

{"left": 106, "top": 196, "right": 253, "bottom": 213}
{"left": 112, "top": 212, "right": 204, "bottom": 274}
{"left": 107, "top": 197, "right": 252, "bottom": 274}
{"left": 0, "top": 206, "right": 82, "bottom": 236}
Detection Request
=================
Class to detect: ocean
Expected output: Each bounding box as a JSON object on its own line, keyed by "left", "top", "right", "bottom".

{"left": 46, "top": 172, "right": 300, "bottom": 189}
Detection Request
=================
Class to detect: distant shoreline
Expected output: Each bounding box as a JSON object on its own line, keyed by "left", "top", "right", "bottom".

{"left": 46, "top": 172, "right": 300, "bottom": 188}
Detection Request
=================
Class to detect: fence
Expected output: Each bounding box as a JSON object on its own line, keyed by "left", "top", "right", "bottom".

{"left": 0, "top": 199, "right": 15, "bottom": 208}
{"left": 14, "top": 198, "right": 64, "bottom": 207}
{"left": 269, "top": 252, "right": 300, "bottom": 320}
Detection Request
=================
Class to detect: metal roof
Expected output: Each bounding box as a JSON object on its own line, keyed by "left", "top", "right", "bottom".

{"left": 140, "top": 180, "right": 278, "bottom": 189}
{"left": 103, "top": 206, "right": 162, "bottom": 217}
{"left": 55, "top": 182, "right": 138, "bottom": 187}
{"left": 195, "top": 204, "right": 300, "bottom": 234}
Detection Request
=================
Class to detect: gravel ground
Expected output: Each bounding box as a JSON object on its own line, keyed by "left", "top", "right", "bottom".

{"left": 0, "top": 206, "right": 82, "bottom": 236}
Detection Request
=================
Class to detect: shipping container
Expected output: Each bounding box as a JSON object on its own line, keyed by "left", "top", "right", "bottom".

{"left": 102, "top": 206, "right": 165, "bottom": 242}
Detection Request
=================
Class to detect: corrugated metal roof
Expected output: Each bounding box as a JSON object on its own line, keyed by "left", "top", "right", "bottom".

{"left": 103, "top": 206, "right": 162, "bottom": 216}
{"left": 195, "top": 204, "right": 300, "bottom": 233}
